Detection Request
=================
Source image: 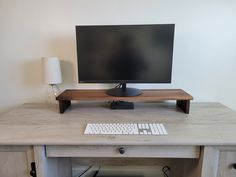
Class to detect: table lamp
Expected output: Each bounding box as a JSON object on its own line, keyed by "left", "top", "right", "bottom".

{"left": 42, "top": 57, "right": 62, "bottom": 97}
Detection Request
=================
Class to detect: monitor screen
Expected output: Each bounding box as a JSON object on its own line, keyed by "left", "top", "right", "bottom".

{"left": 76, "top": 24, "right": 175, "bottom": 83}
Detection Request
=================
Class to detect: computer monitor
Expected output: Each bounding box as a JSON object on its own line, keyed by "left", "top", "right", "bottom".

{"left": 76, "top": 24, "right": 175, "bottom": 96}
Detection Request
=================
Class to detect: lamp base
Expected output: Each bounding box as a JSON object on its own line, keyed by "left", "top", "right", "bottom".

{"left": 50, "top": 84, "right": 61, "bottom": 97}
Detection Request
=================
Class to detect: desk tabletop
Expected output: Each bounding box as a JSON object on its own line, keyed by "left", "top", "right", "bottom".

{"left": 0, "top": 102, "right": 236, "bottom": 146}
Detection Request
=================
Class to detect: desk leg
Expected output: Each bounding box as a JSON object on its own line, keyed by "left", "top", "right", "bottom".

{"left": 177, "top": 100, "right": 190, "bottom": 114}
{"left": 59, "top": 100, "right": 71, "bottom": 113}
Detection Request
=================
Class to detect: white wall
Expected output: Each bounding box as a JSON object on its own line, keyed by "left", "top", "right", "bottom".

{"left": 0, "top": 0, "right": 236, "bottom": 113}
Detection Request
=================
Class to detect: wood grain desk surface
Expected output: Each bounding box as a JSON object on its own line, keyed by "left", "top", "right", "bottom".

{"left": 0, "top": 102, "right": 236, "bottom": 146}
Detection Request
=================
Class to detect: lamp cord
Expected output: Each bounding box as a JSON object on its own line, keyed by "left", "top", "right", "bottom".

{"left": 162, "top": 166, "right": 170, "bottom": 177}
{"left": 77, "top": 166, "right": 93, "bottom": 177}
{"left": 93, "top": 165, "right": 101, "bottom": 177}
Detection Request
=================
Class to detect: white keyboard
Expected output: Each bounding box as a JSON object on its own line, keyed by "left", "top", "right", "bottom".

{"left": 84, "top": 123, "right": 167, "bottom": 135}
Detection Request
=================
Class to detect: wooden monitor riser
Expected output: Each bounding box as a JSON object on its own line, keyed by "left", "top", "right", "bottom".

{"left": 56, "top": 89, "right": 193, "bottom": 114}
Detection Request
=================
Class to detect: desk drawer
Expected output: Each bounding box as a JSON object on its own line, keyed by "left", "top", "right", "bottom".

{"left": 46, "top": 145, "right": 200, "bottom": 158}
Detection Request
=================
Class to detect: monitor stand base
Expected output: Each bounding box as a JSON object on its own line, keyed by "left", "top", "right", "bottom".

{"left": 106, "top": 83, "right": 142, "bottom": 97}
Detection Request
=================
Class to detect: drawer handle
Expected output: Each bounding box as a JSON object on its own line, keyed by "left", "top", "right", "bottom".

{"left": 233, "top": 163, "right": 236, "bottom": 169}
{"left": 30, "top": 170, "right": 36, "bottom": 177}
{"left": 118, "top": 147, "right": 125, "bottom": 154}
{"left": 30, "top": 162, "right": 36, "bottom": 177}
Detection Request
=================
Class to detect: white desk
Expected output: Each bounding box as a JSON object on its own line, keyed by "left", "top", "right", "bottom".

{"left": 0, "top": 102, "right": 236, "bottom": 177}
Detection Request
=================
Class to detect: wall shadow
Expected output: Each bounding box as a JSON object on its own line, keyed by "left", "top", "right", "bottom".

{"left": 60, "top": 60, "right": 74, "bottom": 87}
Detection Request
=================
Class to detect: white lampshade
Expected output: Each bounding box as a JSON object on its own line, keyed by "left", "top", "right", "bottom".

{"left": 42, "top": 57, "right": 62, "bottom": 84}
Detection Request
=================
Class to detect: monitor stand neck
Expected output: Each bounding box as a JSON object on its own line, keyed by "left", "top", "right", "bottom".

{"left": 106, "top": 83, "right": 142, "bottom": 97}
{"left": 121, "top": 83, "right": 126, "bottom": 92}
